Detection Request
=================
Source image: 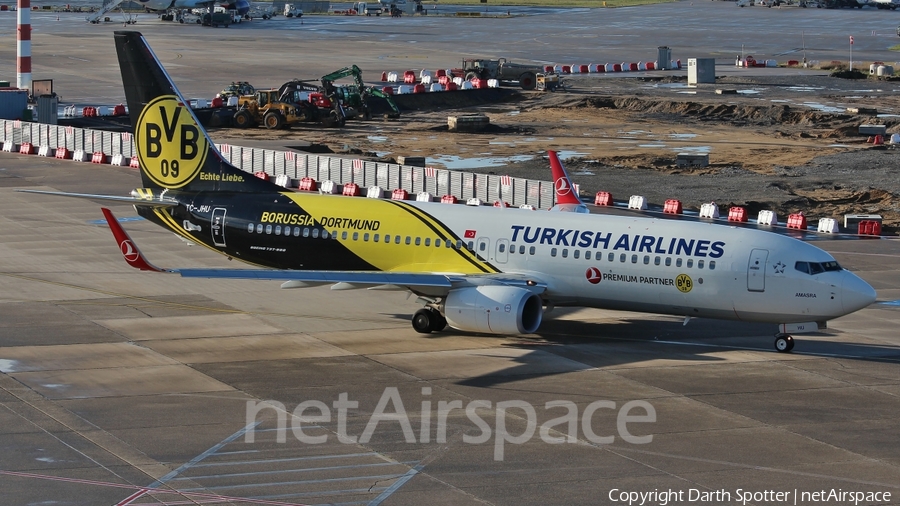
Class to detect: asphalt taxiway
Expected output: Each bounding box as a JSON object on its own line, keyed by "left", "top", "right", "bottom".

{"left": 2, "top": 151, "right": 900, "bottom": 505}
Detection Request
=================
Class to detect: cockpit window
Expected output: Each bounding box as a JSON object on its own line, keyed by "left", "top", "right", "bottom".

{"left": 796, "top": 260, "right": 842, "bottom": 275}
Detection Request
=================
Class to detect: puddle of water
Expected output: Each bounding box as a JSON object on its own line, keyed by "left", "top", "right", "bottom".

{"left": 36, "top": 457, "right": 57, "bottom": 463}
{"left": 375, "top": 151, "right": 392, "bottom": 157}
{"left": 668, "top": 133, "right": 697, "bottom": 139}
{"left": 827, "top": 144, "right": 851, "bottom": 148}
{"left": 677, "top": 91, "right": 698, "bottom": 95}
{"left": 786, "top": 86, "right": 825, "bottom": 92}
{"left": 367, "top": 135, "right": 387, "bottom": 143}
{"left": 801, "top": 102, "right": 844, "bottom": 114}
{"left": 877, "top": 114, "right": 900, "bottom": 118}
{"left": 426, "top": 154, "right": 534, "bottom": 170}
{"left": 41, "top": 384, "right": 67, "bottom": 389}
{"left": 646, "top": 83, "right": 690, "bottom": 89}
{"left": 638, "top": 144, "right": 667, "bottom": 148}
{"left": 489, "top": 140, "right": 517, "bottom": 145}
{"left": 574, "top": 170, "right": 596, "bottom": 176}
{"left": 508, "top": 110, "right": 521, "bottom": 116}
{"left": 0, "top": 359, "right": 18, "bottom": 373}
{"left": 770, "top": 99, "right": 791, "bottom": 103}
{"left": 736, "top": 90, "right": 761, "bottom": 95}
{"left": 675, "top": 146, "right": 712, "bottom": 153}
{"left": 879, "top": 300, "right": 900, "bottom": 306}
{"left": 555, "top": 150, "right": 588, "bottom": 160}
{"left": 625, "top": 130, "right": 648, "bottom": 135}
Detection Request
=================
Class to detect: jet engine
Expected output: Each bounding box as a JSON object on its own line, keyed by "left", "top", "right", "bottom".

{"left": 443, "top": 285, "right": 543, "bottom": 335}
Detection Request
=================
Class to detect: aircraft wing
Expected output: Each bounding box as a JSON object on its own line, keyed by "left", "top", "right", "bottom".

{"left": 99, "top": 207, "right": 548, "bottom": 293}
{"left": 16, "top": 189, "right": 179, "bottom": 208}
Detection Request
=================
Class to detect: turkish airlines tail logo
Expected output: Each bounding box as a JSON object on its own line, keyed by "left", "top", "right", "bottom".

{"left": 548, "top": 150, "right": 581, "bottom": 205}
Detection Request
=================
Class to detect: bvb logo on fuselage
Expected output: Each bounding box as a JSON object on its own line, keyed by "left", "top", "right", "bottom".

{"left": 675, "top": 273, "right": 693, "bottom": 293}
{"left": 136, "top": 95, "right": 208, "bottom": 188}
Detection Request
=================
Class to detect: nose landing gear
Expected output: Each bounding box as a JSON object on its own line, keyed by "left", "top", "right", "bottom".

{"left": 774, "top": 334, "right": 794, "bottom": 353}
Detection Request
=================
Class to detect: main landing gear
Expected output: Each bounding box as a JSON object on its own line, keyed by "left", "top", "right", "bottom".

{"left": 412, "top": 308, "right": 447, "bottom": 334}
{"left": 774, "top": 334, "right": 795, "bottom": 353}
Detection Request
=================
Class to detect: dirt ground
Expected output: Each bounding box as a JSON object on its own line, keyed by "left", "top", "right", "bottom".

{"left": 213, "top": 73, "right": 900, "bottom": 233}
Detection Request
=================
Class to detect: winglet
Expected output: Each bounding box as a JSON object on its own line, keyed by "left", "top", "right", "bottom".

{"left": 548, "top": 150, "right": 581, "bottom": 205}
{"left": 101, "top": 208, "right": 167, "bottom": 272}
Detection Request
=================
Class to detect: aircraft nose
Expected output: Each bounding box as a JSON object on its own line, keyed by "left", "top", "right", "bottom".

{"left": 842, "top": 271, "right": 877, "bottom": 314}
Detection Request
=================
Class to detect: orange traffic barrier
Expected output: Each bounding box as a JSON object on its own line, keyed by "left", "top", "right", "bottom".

{"left": 727, "top": 206, "right": 748, "bottom": 223}
{"left": 594, "top": 191, "right": 613, "bottom": 206}
{"left": 786, "top": 213, "right": 807, "bottom": 230}
{"left": 19, "top": 142, "right": 35, "bottom": 155}
{"left": 440, "top": 195, "right": 458, "bottom": 204}
{"left": 858, "top": 220, "right": 882, "bottom": 236}
{"left": 663, "top": 199, "right": 682, "bottom": 214}
{"left": 254, "top": 171, "right": 270, "bottom": 181}
{"left": 91, "top": 151, "right": 106, "bottom": 164}
{"left": 55, "top": 147, "right": 70, "bottom": 160}
{"left": 342, "top": 183, "right": 361, "bottom": 196}
{"left": 129, "top": 156, "right": 140, "bottom": 168}
{"left": 298, "top": 177, "right": 317, "bottom": 191}
{"left": 391, "top": 188, "right": 409, "bottom": 200}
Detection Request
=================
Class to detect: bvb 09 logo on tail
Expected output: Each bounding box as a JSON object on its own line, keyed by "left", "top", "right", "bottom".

{"left": 136, "top": 95, "right": 208, "bottom": 188}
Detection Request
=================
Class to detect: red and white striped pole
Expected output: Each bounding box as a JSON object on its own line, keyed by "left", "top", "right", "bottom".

{"left": 17, "top": 0, "right": 32, "bottom": 92}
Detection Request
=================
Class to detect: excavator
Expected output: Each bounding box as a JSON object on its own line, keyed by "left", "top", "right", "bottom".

{"left": 320, "top": 65, "right": 401, "bottom": 120}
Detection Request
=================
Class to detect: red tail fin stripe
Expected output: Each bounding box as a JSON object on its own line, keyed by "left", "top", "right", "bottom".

{"left": 548, "top": 150, "right": 581, "bottom": 205}
{"left": 101, "top": 208, "right": 164, "bottom": 272}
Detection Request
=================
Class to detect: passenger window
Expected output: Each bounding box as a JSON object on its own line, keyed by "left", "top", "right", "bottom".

{"left": 468, "top": 241, "right": 474, "bottom": 251}
{"left": 643, "top": 255, "right": 649, "bottom": 265}
{"left": 479, "top": 242, "right": 486, "bottom": 252}
{"left": 446, "top": 240, "right": 452, "bottom": 248}
{"left": 295, "top": 227, "right": 301, "bottom": 237}
{"left": 275, "top": 226, "right": 281, "bottom": 235}
{"left": 572, "top": 250, "right": 579, "bottom": 259}
{"left": 499, "top": 243, "right": 506, "bottom": 253}
{"left": 406, "top": 236, "right": 411, "bottom": 245}
{"left": 709, "top": 261, "right": 716, "bottom": 270}
{"left": 247, "top": 223, "right": 254, "bottom": 233}
{"left": 374, "top": 234, "right": 380, "bottom": 243}
{"left": 665, "top": 257, "right": 671, "bottom": 266}
{"left": 609, "top": 253, "right": 615, "bottom": 262}
{"left": 698, "top": 260, "right": 704, "bottom": 269}
{"left": 341, "top": 231, "right": 347, "bottom": 240}
{"left": 303, "top": 228, "right": 310, "bottom": 238}
{"left": 654, "top": 256, "right": 660, "bottom": 265}
{"left": 687, "top": 259, "right": 693, "bottom": 268}
{"left": 551, "top": 248, "right": 557, "bottom": 257}
{"left": 384, "top": 234, "right": 390, "bottom": 243}
{"left": 324, "top": 230, "right": 331, "bottom": 239}
{"left": 509, "top": 244, "right": 515, "bottom": 254}
{"left": 312, "top": 229, "right": 319, "bottom": 239}
{"left": 676, "top": 258, "right": 682, "bottom": 267}
{"left": 631, "top": 254, "right": 638, "bottom": 264}
{"left": 620, "top": 254, "right": 626, "bottom": 263}
{"left": 256, "top": 224, "right": 263, "bottom": 234}
{"left": 265, "top": 225, "right": 272, "bottom": 234}
{"left": 456, "top": 240, "right": 463, "bottom": 249}
{"left": 415, "top": 237, "right": 421, "bottom": 246}
{"left": 425, "top": 238, "right": 431, "bottom": 247}
{"left": 585, "top": 251, "right": 591, "bottom": 260}
{"left": 562, "top": 249, "right": 568, "bottom": 258}
{"left": 364, "top": 233, "right": 370, "bottom": 241}
{"left": 353, "top": 232, "right": 359, "bottom": 241}
{"left": 397, "top": 236, "right": 402, "bottom": 245}
{"left": 529, "top": 246, "right": 535, "bottom": 255}
{"left": 520, "top": 245, "right": 526, "bottom": 254}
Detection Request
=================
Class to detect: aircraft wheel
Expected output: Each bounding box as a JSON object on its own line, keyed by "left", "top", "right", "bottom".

{"left": 774, "top": 334, "right": 794, "bottom": 353}
{"left": 412, "top": 309, "right": 434, "bottom": 334}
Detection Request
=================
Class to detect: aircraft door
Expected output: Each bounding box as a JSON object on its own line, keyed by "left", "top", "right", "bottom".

{"left": 211, "top": 208, "right": 227, "bottom": 247}
{"left": 495, "top": 239, "right": 509, "bottom": 264}
{"left": 476, "top": 237, "right": 491, "bottom": 261}
{"left": 747, "top": 248, "right": 768, "bottom": 292}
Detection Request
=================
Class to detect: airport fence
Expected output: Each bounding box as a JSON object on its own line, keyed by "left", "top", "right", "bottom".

{"left": 0, "top": 119, "right": 558, "bottom": 209}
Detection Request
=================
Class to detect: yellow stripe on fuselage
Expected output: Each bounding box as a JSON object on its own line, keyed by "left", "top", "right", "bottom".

{"left": 281, "top": 192, "right": 498, "bottom": 274}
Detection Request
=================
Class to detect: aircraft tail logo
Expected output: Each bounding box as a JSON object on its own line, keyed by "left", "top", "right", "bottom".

{"left": 548, "top": 150, "right": 582, "bottom": 205}
{"left": 114, "top": 31, "right": 279, "bottom": 193}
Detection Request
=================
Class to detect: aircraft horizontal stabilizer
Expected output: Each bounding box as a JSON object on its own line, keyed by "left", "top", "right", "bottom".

{"left": 16, "top": 189, "right": 179, "bottom": 207}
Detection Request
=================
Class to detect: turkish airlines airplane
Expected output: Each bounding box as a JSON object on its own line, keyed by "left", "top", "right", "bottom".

{"left": 21, "top": 31, "right": 877, "bottom": 353}
{"left": 136, "top": 0, "right": 251, "bottom": 17}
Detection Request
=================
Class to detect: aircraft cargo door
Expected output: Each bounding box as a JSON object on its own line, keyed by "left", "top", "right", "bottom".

{"left": 211, "top": 208, "right": 227, "bottom": 247}
{"left": 747, "top": 248, "right": 767, "bottom": 292}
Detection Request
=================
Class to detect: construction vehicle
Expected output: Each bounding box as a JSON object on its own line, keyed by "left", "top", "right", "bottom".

{"left": 233, "top": 89, "right": 344, "bottom": 129}
{"left": 535, "top": 73, "right": 560, "bottom": 92}
{"left": 459, "top": 58, "right": 545, "bottom": 90}
{"left": 320, "top": 65, "right": 401, "bottom": 120}
{"left": 218, "top": 81, "right": 255, "bottom": 99}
